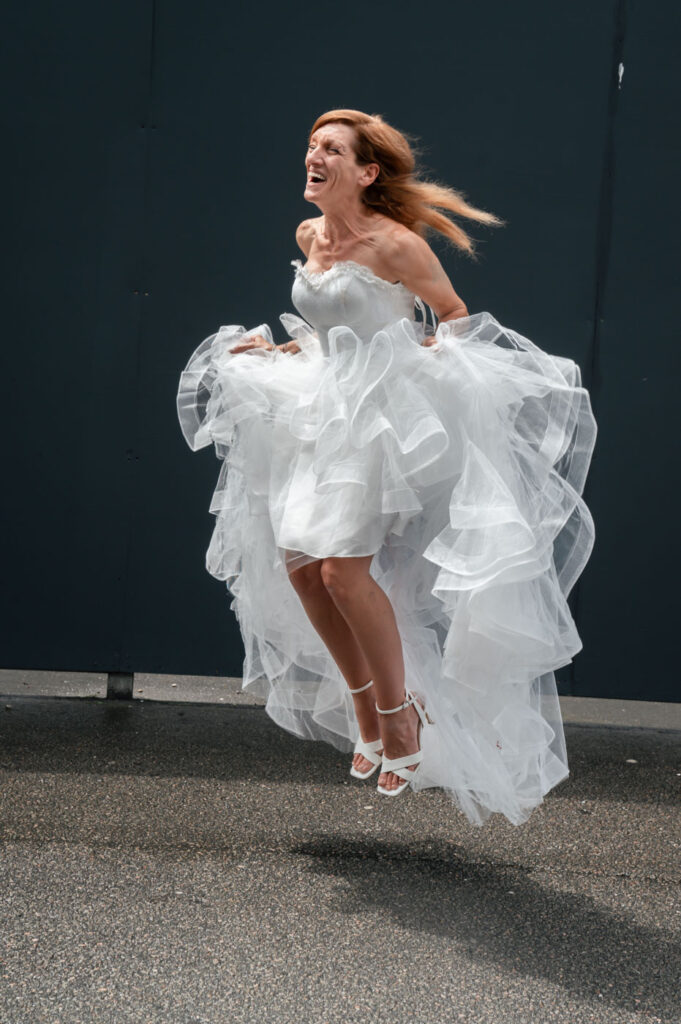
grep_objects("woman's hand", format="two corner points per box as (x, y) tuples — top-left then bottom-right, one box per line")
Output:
(422, 335), (439, 347)
(228, 333), (274, 354)
(228, 334), (302, 356)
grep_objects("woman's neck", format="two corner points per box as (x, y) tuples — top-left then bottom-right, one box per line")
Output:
(317, 203), (376, 251)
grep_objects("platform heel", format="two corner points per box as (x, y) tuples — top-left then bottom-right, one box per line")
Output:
(375, 688), (434, 797)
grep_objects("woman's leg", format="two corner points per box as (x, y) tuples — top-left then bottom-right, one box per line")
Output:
(319, 556), (422, 793)
(287, 557), (381, 774)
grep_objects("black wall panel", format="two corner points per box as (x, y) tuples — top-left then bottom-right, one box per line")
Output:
(574, 2), (681, 701)
(2, 4), (156, 669)
(1, 1), (678, 698)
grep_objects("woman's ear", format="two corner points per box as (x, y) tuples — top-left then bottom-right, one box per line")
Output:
(360, 162), (380, 187)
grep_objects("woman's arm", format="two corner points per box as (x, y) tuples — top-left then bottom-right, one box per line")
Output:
(385, 232), (468, 345)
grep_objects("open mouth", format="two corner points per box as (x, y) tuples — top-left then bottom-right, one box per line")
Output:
(307, 173), (327, 184)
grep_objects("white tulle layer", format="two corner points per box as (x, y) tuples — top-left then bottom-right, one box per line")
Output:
(177, 310), (597, 827)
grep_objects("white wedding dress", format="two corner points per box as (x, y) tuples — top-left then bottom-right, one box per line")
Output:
(177, 258), (597, 827)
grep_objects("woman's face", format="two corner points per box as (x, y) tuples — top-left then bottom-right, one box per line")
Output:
(304, 123), (378, 207)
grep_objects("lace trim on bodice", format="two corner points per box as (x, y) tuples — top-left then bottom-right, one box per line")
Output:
(291, 258), (439, 332)
(291, 258), (415, 298)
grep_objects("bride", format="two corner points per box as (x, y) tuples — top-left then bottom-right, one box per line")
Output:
(177, 109), (597, 826)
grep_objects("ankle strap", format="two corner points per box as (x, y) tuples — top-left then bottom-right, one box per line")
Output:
(376, 690), (411, 715)
(348, 679), (373, 694)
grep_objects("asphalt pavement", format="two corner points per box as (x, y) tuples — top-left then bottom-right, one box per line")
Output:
(0, 673), (679, 1024)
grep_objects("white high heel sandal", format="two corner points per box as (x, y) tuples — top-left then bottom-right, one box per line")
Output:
(375, 688), (434, 797)
(348, 679), (384, 780)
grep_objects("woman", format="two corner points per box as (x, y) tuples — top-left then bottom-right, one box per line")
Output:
(177, 109), (597, 826)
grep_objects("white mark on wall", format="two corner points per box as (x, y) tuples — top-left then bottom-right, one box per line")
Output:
(618, 62), (625, 89)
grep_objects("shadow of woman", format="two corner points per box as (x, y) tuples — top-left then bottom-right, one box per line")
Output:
(293, 835), (678, 1022)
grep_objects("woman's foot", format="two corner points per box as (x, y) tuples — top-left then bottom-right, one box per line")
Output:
(349, 681), (382, 775)
(376, 695), (422, 793)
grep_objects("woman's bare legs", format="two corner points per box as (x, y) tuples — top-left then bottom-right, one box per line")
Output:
(287, 558), (380, 773)
(320, 556), (422, 792)
(288, 553), (421, 791)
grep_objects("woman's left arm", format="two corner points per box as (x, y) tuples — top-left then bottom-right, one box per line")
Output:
(387, 233), (468, 346)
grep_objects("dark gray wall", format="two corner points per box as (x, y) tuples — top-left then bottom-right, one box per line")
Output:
(2, 1), (679, 699)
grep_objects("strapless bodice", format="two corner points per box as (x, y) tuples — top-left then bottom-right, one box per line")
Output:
(290, 259), (416, 355)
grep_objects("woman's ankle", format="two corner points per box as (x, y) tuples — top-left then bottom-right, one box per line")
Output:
(350, 689), (380, 741)
(377, 701), (418, 744)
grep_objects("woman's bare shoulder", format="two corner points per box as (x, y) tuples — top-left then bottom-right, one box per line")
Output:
(383, 219), (424, 251)
(295, 217), (322, 256)
(377, 220), (433, 275)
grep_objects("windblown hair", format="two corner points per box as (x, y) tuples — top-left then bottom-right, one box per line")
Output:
(309, 109), (503, 257)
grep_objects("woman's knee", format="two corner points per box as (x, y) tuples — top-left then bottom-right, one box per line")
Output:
(319, 556), (369, 599)
(288, 559), (324, 597)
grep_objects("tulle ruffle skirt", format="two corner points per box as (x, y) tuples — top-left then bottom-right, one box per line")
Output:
(177, 310), (596, 826)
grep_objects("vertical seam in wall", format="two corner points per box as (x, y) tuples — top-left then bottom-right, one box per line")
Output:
(588, 0), (626, 400)
(570, 0), (626, 694)
(119, 0), (158, 670)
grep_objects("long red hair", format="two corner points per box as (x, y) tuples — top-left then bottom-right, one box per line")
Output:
(309, 109), (503, 257)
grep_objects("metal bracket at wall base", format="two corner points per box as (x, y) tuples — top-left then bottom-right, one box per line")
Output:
(107, 672), (134, 699)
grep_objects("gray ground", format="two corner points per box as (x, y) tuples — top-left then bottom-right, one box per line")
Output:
(0, 672), (679, 1024)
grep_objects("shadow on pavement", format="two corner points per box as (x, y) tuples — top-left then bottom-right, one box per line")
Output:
(294, 834), (679, 1022)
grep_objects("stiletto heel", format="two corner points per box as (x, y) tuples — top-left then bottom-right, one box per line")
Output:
(375, 688), (434, 797)
(348, 679), (383, 780)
